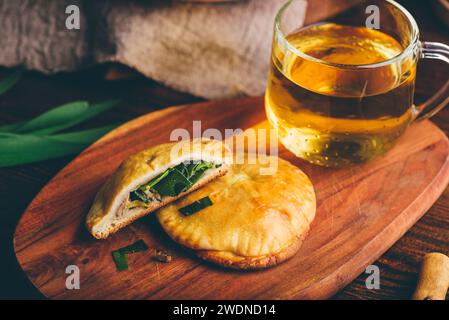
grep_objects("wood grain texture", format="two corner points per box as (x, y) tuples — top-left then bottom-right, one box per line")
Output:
(0, 0), (447, 300)
(13, 96), (449, 299)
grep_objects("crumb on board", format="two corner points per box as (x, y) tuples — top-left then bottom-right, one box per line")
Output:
(151, 249), (172, 263)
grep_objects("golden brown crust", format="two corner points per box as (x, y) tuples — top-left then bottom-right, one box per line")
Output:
(196, 231), (308, 269)
(90, 167), (227, 239)
(157, 156), (316, 269)
(86, 138), (230, 239)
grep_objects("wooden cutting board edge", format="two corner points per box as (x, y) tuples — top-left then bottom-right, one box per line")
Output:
(308, 154), (449, 299)
(311, 135), (449, 299)
(12, 96), (449, 299)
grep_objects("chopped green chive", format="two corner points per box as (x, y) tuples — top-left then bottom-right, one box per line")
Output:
(112, 240), (149, 271)
(112, 251), (128, 271)
(117, 240), (149, 254)
(179, 196), (213, 216)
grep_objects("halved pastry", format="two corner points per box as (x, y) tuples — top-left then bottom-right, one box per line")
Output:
(157, 156), (316, 269)
(86, 138), (229, 239)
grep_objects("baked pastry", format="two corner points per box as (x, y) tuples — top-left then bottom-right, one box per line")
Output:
(86, 138), (229, 239)
(157, 156), (316, 269)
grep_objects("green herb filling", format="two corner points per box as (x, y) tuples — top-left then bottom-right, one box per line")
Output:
(179, 196), (213, 216)
(128, 161), (218, 208)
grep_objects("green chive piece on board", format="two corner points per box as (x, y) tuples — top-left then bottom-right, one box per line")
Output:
(112, 251), (128, 272)
(117, 240), (149, 255)
(111, 240), (149, 272)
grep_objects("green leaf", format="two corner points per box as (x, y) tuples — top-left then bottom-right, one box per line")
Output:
(179, 196), (213, 216)
(0, 121), (25, 132)
(139, 170), (171, 192)
(130, 169), (173, 202)
(150, 168), (193, 197)
(0, 69), (23, 96)
(49, 124), (117, 143)
(112, 240), (149, 272)
(186, 161), (214, 184)
(116, 240), (149, 255)
(15, 99), (120, 135)
(0, 134), (87, 167)
(130, 169), (171, 203)
(14, 101), (89, 133)
(112, 251), (128, 272)
(130, 161), (215, 201)
(0, 125), (116, 167)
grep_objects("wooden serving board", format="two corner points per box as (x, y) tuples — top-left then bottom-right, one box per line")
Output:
(14, 97), (449, 299)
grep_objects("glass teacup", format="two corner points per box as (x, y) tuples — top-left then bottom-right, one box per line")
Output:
(265, 0), (449, 167)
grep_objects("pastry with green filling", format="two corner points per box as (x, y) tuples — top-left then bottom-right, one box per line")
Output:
(157, 156), (316, 269)
(86, 138), (229, 239)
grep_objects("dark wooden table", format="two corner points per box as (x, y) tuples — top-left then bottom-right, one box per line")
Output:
(0, 0), (448, 299)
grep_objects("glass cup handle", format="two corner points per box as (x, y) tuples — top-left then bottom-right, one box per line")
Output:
(415, 41), (449, 121)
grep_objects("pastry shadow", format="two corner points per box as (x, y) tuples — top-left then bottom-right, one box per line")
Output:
(143, 215), (273, 275)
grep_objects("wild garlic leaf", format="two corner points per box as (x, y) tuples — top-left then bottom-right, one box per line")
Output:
(0, 121), (25, 132)
(0, 69), (23, 96)
(188, 161), (213, 183)
(130, 161), (214, 202)
(0, 125), (116, 167)
(0, 134), (87, 167)
(150, 168), (193, 197)
(140, 170), (171, 192)
(14, 101), (90, 134)
(48, 124), (117, 143)
(14, 99), (120, 135)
